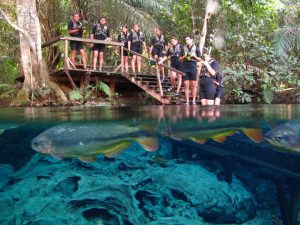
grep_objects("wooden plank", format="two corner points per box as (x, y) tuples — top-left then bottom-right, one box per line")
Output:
(42, 36), (61, 48)
(60, 36), (124, 46)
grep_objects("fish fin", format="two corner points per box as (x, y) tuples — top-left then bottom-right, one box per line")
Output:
(191, 138), (207, 144)
(241, 128), (263, 143)
(212, 136), (226, 143)
(170, 136), (182, 141)
(103, 141), (132, 158)
(51, 154), (63, 160)
(136, 137), (159, 152)
(78, 156), (97, 163)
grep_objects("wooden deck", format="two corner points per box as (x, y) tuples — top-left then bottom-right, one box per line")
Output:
(43, 36), (189, 105)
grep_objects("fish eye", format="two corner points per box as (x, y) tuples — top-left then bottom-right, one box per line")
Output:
(32, 141), (39, 147)
(275, 136), (282, 142)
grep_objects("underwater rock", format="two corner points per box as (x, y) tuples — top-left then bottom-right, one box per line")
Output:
(0, 164), (14, 190)
(144, 164), (257, 223)
(0, 150), (273, 225)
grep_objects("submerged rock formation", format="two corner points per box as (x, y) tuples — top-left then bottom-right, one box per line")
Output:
(0, 148), (276, 225)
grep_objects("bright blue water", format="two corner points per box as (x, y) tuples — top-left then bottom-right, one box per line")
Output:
(0, 105), (299, 225)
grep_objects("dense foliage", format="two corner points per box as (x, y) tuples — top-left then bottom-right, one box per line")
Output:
(0, 0), (299, 104)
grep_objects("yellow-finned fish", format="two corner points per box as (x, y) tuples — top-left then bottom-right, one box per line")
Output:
(31, 123), (159, 162)
(161, 126), (263, 144)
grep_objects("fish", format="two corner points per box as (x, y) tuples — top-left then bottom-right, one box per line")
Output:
(161, 126), (263, 144)
(31, 123), (159, 162)
(265, 121), (300, 153)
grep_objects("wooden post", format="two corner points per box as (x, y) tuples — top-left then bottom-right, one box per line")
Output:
(156, 69), (164, 97)
(121, 46), (124, 74)
(64, 39), (70, 69)
(110, 77), (115, 94)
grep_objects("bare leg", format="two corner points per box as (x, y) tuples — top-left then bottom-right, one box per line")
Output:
(93, 51), (99, 70)
(207, 99), (214, 105)
(184, 80), (190, 103)
(131, 55), (137, 73)
(214, 97), (221, 105)
(137, 56), (142, 73)
(71, 50), (77, 67)
(191, 80), (197, 103)
(79, 49), (87, 69)
(170, 71), (176, 89)
(124, 56), (129, 72)
(99, 51), (104, 71)
(176, 74), (182, 94)
(201, 99), (207, 105)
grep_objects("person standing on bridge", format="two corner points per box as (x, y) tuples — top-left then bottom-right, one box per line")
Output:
(158, 37), (184, 96)
(149, 27), (166, 82)
(179, 35), (201, 105)
(117, 25), (129, 73)
(128, 24), (147, 74)
(67, 12), (87, 70)
(90, 16), (111, 71)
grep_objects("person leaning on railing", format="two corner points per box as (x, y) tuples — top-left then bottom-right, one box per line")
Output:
(67, 12), (87, 70)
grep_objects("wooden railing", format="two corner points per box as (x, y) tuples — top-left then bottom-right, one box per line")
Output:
(42, 36), (185, 99)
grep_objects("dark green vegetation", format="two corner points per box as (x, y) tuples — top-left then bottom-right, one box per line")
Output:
(0, 0), (299, 105)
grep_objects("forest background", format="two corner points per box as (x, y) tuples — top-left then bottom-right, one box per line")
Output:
(0, 0), (299, 105)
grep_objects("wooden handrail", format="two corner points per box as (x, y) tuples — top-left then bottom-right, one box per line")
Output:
(42, 36), (124, 48)
(123, 48), (184, 76)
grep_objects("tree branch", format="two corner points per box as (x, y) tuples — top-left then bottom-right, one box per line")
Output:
(0, 7), (36, 51)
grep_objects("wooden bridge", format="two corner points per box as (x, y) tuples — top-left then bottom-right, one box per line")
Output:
(42, 36), (189, 105)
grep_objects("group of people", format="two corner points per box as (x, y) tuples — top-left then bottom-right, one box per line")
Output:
(67, 13), (223, 105)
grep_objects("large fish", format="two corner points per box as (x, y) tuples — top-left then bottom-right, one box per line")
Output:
(265, 121), (300, 153)
(31, 123), (159, 162)
(161, 126), (263, 144)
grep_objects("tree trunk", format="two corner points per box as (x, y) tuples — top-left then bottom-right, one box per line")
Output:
(16, 0), (67, 102)
(199, 0), (218, 53)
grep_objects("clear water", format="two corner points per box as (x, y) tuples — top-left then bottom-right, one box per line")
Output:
(0, 105), (299, 225)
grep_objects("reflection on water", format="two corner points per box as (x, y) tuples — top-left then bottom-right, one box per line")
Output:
(0, 105), (299, 225)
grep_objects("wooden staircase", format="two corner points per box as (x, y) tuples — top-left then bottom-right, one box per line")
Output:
(122, 72), (185, 105)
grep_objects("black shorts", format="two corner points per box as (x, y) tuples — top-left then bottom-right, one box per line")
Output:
(152, 48), (163, 58)
(131, 47), (143, 56)
(215, 86), (224, 98)
(171, 58), (183, 72)
(183, 67), (197, 81)
(93, 43), (106, 52)
(70, 41), (84, 51)
(199, 76), (216, 100)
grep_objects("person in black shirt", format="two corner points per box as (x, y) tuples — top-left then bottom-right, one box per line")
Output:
(199, 48), (219, 105)
(179, 35), (201, 105)
(67, 13), (87, 70)
(128, 24), (147, 74)
(90, 17), (111, 71)
(117, 24), (129, 72)
(158, 37), (183, 96)
(149, 27), (166, 81)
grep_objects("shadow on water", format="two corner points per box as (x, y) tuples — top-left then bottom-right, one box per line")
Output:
(0, 105), (299, 225)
